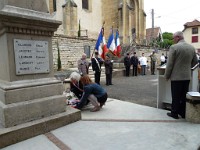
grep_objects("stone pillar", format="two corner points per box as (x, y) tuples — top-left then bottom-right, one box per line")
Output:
(122, 0), (126, 44)
(0, 1), (81, 148)
(63, 1), (78, 36)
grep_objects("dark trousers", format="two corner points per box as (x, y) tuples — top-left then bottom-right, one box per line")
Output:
(160, 62), (165, 66)
(106, 73), (112, 85)
(171, 80), (190, 117)
(151, 61), (156, 74)
(132, 65), (138, 76)
(125, 66), (130, 76)
(95, 71), (101, 85)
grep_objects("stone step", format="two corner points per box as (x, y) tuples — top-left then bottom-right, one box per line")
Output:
(0, 95), (67, 127)
(0, 82), (63, 105)
(0, 106), (81, 148)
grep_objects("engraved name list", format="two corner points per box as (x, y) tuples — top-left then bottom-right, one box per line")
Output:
(14, 39), (50, 75)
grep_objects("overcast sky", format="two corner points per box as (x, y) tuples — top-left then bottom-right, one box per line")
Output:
(144, 0), (200, 33)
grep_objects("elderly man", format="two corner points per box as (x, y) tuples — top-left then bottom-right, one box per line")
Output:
(164, 31), (198, 119)
(77, 53), (90, 76)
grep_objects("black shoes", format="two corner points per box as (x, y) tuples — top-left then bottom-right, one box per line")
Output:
(167, 113), (179, 119)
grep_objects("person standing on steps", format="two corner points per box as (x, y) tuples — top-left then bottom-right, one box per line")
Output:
(150, 51), (157, 75)
(130, 52), (139, 76)
(91, 51), (104, 85)
(124, 53), (131, 76)
(160, 53), (166, 66)
(77, 53), (90, 76)
(104, 55), (113, 85)
(139, 53), (147, 75)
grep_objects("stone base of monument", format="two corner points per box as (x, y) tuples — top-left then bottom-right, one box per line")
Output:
(186, 92), (200, 124)
(0, 106), (81, 148)
(0, 78), (81, 148)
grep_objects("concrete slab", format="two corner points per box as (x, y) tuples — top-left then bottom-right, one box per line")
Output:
(81, 98), (183, 121)
(1, 135), (59, 150)
(2, 99), (200, 150)
(52, 121), (200, 150)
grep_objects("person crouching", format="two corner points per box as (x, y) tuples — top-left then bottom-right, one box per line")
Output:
(74, 75), (107, 112)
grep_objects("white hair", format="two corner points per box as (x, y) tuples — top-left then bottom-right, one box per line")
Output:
(174, 31), (184, 39)
(70, 72), (81, 81)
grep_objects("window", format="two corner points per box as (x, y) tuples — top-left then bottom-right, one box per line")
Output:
(84, 45), (90, 58)
(192, 28), (198, 34)
(192, 36), (198, 43)
(82, 0), (89, 10)
(53, 0), (57, 12)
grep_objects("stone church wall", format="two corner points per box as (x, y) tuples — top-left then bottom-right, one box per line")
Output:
(52, 35), (96, 70)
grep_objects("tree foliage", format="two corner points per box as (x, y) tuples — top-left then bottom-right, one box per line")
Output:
(159, 32), (174, 49)
(78, 20), (81, 37)
(57, 40), (62, 71)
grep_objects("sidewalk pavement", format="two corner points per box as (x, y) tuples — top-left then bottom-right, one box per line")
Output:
(2, 98), (200, 150)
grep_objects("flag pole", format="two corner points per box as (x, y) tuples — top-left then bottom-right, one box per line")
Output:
(90, 21), (105, 60)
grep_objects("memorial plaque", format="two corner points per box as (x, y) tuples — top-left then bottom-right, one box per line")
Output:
(14, 39), (50, 75)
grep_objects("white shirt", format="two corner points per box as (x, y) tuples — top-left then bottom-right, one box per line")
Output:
(139, 56), (147, 65)
(160, 55), (165, 62)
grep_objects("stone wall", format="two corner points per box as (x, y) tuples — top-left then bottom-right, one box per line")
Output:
(52, 35), (168, 71)
(52, 35), (96, 70)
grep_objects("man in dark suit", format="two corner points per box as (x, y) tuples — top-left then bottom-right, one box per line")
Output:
(130, 52), (139, 76)
(104, 55), (113, 85)
(124, 53), (131, 76)
(91, 52), (103, 84)
(165, 31), (198, 119)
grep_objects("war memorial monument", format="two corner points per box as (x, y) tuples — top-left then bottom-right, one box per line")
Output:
(0, 0), (81, 148)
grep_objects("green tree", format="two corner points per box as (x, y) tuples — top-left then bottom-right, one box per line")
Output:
(78, 20), (81, 37)
(57, 40), (62, 71)
(159, 32), (173, 48)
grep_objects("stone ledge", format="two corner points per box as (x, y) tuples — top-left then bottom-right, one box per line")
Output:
(0, 106), (81, 148)
(0, 83), (64, 104)
(186, 93), (200, 124)
(0, 95), (67, 127)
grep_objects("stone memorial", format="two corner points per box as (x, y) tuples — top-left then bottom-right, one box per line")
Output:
(0, 0), (81, 148)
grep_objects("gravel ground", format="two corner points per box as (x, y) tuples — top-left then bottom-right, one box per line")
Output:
(101, 70), (158, 108)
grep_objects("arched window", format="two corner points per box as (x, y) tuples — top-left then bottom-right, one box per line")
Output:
(82, 0), (89, 10)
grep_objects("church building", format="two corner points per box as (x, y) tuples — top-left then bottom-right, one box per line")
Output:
(48, 0), (146, 45)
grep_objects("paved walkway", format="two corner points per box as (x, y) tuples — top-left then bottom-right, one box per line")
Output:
(2, 98), (200, 150)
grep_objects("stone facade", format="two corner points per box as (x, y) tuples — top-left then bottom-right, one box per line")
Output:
(48, 0), (146, 44)
(49, 0), (146, 70)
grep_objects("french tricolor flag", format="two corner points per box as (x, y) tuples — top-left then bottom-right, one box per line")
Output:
(95, 28), (108, 60)
(114, 30), (121, 58)
(107, 29), (116, 54)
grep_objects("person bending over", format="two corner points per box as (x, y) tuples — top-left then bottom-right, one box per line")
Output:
(69, 72), (83, 99)
(74, 75), (108, 112)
